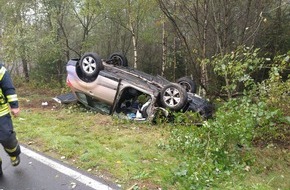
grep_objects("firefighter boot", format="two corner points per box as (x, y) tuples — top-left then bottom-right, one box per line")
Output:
(10, 155), (20, 166)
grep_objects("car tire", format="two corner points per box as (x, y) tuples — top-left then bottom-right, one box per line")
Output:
(109, 52), (128, 67)
(160, 83), (188, 111)
(78, 52), (103, 81)
(177, 77), (197, 93)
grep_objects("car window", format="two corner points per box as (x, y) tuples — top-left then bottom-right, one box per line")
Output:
(75, 92), (111, 114)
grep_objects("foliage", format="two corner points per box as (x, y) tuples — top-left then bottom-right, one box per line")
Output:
(0, 0), (289, 90)
(13, 79), (290, 189)
(172, 111), (203, 125)
(258, 52), (290, 104)
(168, 98), (251, 189)
(256, 0), (290, 55)
(211, 46), (265, 98)
(164, 49), (290, 189)
(252, 51), (290, 145)
(29, 50), (64, 86)
(167, 94), (287, 189)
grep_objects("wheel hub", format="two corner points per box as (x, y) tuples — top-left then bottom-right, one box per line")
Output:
(82, 56), (97, 74)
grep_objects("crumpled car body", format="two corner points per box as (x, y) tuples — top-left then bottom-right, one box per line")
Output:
(66, 52), (214, 121)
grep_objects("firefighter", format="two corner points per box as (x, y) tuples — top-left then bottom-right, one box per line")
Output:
(0, 64), (21, 176)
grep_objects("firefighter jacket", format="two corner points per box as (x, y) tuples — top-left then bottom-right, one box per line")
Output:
(0, 64), (19, 117)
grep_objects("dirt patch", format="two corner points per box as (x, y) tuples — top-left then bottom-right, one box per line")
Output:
(17, 86), (65, 110)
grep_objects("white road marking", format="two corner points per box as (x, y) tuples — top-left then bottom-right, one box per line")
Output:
(20, 146), (116, 190)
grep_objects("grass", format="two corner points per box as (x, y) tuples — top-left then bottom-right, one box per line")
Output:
(215, 147), (290, 190)
(12, 86), (290, 189)
(14, 101), (178, 189)
(243, 147), (290, 189)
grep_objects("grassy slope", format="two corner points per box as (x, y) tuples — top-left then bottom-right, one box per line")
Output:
(13, 86), (290, 189)
(14, 86), (179, 189)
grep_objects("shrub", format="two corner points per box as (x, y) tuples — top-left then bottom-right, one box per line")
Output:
(166, 49), (289, 189)
(211, 46), (264, 99)
(168, 96), (285, 189)
(252, 52), (290, 146)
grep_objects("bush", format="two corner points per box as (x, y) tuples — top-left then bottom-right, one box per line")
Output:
(252, 52), (290, 146)
(168, 96), (285, 189)
(211, 46), (264, 98)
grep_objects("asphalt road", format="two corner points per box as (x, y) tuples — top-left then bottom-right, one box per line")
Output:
(0, 145), (120, 190)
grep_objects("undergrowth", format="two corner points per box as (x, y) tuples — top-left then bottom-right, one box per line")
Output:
(166, 96), (289, 189)
(164, 50), (290, 189)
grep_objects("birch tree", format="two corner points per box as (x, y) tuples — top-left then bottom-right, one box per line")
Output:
(158, 0), (272, 93)
(104, 0), (156, 69)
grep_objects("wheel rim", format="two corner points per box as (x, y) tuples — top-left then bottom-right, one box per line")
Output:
(179, 81), (191, 92)
(82, 56), (97, 74)
(163, 87), (181, 107)
(112, 55), (123, 66)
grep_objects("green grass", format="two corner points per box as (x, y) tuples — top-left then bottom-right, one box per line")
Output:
(214, 147), (290, 190)
(243, 148), (290, 189)
(12, 86), (290, 190)
(13, 106), (179, 189)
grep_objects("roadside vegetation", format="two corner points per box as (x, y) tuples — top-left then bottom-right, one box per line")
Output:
(13, 49), (290, 190)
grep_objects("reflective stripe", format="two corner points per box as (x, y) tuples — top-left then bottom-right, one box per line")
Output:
(0, 67), (6, 81)
(7, 94), (18, 102)
(5, 145), (18, 153)
(0, 105), (9, 112)
(0, 66), (17, 116)
(0, 104), (10, 116)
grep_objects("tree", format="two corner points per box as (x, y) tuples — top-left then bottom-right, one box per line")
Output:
(0, 0), (38, 82)
(256, 0), (290, 55)
(104, 0), (157, 69)
(157, 0), (272, 94)
(0, 0), (288, 91)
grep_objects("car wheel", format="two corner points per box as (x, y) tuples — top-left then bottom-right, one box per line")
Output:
(160, 83), (188, 111)
(177, 77), (197, 93)
(109, 52), (128, 67)
(78, 52), (103, 80)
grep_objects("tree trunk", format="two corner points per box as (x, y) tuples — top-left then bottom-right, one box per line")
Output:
(173, 37), (177, 81)
(22, 57), (29, 82)
(161, 20), (167, 76)
(131, 29), (138, 69)
(201, 1), (209, 95)
(127, 0), (138, 69)
(274, 0), (282, 54)
(225, 72), (231, 99)
(240, 0), (252, 44)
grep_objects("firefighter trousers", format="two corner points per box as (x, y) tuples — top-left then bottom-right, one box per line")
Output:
(0, 114), (21, 159)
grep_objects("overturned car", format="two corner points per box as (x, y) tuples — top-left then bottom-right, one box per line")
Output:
(65, 52), (213, 121)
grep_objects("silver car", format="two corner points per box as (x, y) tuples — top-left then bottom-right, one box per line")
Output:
(66, 52), (213, 121)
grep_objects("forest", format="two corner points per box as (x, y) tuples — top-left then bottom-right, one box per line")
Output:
(0, 0), (289, 189)
(0, 0), (288, 93)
